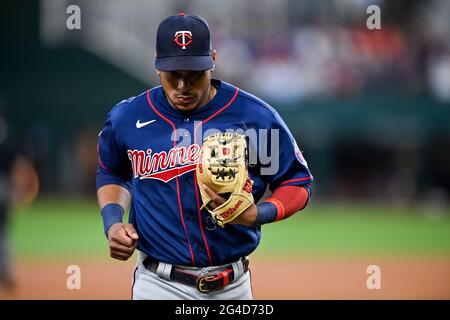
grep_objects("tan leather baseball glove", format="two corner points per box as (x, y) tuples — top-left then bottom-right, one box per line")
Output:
(196, 132), (254, 227)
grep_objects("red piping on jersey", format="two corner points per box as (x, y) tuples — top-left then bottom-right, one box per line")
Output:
(280, 176), (313, 185)
(146, 89), (196, 266)
(97, 144), (112, 172)
(130, 266), (138, 300)
(194, 87), (239, 134)
(194, 174), (213, 266)
(192, 86), (239, 266)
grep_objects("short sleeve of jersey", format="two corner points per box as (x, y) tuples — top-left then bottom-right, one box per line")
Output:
(96, 108), (132, 191)
(261, 110), (313, 191)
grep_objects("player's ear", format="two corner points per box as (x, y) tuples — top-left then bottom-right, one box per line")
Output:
(154, 52), (161, 76)
(211, 50), (216, 72)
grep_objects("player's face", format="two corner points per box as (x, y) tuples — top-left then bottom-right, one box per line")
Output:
(158, 69), (213, 112)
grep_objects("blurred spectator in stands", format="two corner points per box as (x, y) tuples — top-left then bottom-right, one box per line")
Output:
(0, 102), (39, 292)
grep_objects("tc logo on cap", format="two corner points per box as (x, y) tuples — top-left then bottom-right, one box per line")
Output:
(174, 31), (192, 49)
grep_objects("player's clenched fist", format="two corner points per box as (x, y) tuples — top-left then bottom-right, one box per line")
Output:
(107, 223), (139, 261)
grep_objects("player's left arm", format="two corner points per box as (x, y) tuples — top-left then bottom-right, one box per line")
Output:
(205, 110), (312, 227)
(250, 183), (311, 226)
(249, 110), (313, 226)
(204, 183), (310, 227)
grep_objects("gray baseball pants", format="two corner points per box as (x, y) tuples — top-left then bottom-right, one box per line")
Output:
(131, 250), (253, 300)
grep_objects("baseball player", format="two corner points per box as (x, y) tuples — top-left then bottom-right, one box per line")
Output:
(96, 13), (313, 300)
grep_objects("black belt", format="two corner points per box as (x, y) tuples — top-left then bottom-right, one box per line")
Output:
(142, 256), (249, 293)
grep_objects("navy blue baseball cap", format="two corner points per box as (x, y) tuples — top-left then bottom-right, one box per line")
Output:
(155, 13), (214, 71)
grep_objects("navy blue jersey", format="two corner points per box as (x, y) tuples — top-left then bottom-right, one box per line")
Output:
(96, 79), (313, 267)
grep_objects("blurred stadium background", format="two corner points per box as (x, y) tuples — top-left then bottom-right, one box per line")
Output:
(0, 0), (449, 299)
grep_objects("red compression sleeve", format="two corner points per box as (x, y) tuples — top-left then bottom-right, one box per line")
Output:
(263, 185), (309, 221)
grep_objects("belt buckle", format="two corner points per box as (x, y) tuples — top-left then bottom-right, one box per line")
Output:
(196, 275), (216, 293)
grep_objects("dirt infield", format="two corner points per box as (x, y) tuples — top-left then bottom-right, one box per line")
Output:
(1, 256), (449, 300)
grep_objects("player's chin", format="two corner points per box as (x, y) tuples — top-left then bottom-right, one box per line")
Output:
(173, 99), (199, 111)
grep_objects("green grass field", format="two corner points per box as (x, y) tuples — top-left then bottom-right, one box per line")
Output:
(10, 198), (450, 259)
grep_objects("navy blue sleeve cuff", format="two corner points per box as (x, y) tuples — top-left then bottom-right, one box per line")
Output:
(301, 183), (312, 198)
(101, 203), (124, 238)
(252, 202), (278, 227)
(96, 166), (132, 192)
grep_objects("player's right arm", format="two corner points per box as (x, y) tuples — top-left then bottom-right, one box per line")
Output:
(97, 184), (138, 261)
(96, 105), (137, 261)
